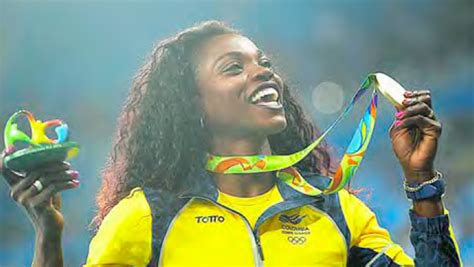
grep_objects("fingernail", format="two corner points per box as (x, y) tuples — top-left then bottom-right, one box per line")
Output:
(395, 111), (404, 119)
(395, 120), (402, 127)
(402, 98), (411, 105)
(404, 91), (413, 97)
(71, 179), (80, 187)
(5, 145), (16, 155)
(67, 170), (80, 179)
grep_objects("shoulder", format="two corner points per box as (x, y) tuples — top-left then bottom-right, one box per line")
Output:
(99, 187), (152, 231)
(85, 187), (152, 266)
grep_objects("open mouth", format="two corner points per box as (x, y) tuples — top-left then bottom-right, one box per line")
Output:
(249, 87), (282, 109)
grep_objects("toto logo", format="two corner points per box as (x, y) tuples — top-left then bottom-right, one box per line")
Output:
(195, 215), (225, 223)
(288, 236), (306, 245)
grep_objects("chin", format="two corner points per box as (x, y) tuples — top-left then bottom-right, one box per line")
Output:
(263, 116), (287, 135)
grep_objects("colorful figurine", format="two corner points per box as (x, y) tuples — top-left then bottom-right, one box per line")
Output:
(3, 110), (79, 171)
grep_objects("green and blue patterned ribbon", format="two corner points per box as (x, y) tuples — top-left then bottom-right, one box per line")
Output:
(207, 73), (405, 196)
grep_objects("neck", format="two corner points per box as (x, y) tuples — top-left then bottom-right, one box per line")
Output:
(209, 134), (276, 197)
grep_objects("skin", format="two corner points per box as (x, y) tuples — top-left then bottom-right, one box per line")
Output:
(0, 155), (77, 266)
(195, 33), (286, 197)
(391, 90), (444, 216)
(0, 33), (443, 265)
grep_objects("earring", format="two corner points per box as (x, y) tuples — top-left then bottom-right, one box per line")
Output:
(200, 117), (205, 128)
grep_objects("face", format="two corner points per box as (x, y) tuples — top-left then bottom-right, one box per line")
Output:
(195, 33), (287, 138)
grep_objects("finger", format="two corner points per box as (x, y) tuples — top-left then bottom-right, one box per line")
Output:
(403, 90), (432, 108)
(16, 170), (78, 206)
(396, 102), (436, 121)
(29, 180), (79, 206)
(34, 161), (71, 174)
(404, 89), (431, 98)
(39, 170), (80, 186)
(2, 168), (25, 186)
(394, 115), (442, 138)
(10, 171), (41, 202)
(7, 161), (73, 198)
(1, 147), (23, 186)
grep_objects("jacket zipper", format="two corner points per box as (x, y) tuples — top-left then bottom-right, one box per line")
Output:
(180, 195), (265, 266)
(179, 194), (324, 266)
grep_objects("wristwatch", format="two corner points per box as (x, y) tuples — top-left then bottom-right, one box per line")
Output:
(405, 174), (446, 201)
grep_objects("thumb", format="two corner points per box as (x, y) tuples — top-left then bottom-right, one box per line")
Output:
(1, 146), (24, 186)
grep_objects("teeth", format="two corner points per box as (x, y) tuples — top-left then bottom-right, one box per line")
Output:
(251, 88), (279, 104)
(255, 101), (282, 108)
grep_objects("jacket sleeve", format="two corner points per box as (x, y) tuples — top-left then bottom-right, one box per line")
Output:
(409, 209), (462, 266)
(83, 187), (153, 267)
(339, 190), (461, 266)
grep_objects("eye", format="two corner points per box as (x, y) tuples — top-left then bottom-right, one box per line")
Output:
(259, 58), (273, 68)
(223, 63), (243, 74)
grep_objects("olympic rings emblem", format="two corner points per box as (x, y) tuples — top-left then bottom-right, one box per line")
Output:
(288, 236), (306, 245)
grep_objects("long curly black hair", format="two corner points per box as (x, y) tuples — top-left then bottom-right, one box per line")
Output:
(94, 21), (334, 226)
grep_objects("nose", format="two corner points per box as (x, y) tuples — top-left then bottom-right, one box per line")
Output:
(252, 65), (274, 81)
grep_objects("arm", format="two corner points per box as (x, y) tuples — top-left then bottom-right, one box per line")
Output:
(33, 232), (63, 267)
(389, 89), (462, 265)
(340, 190), (461, 266)
(345, 88), (461, 266)
(409, 206), (461, 266)
(1, 148), (80, 267)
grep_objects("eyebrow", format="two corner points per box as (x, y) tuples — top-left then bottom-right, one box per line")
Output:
(213, 49), (265, 68)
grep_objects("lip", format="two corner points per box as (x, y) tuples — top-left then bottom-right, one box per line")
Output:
(247, 81), (282, 104)
(252, 101), (283, 110)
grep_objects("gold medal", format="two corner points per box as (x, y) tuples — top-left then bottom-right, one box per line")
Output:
(373, 72), (406, 109)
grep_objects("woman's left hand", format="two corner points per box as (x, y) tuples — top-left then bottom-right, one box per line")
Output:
(389, 89), (442, 184)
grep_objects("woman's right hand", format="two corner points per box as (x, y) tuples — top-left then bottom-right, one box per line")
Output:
(0, 146), (80, 238)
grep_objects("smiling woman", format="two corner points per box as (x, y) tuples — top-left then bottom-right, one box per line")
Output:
(195, 33), (287, 140)
(0, 20), (462, 266)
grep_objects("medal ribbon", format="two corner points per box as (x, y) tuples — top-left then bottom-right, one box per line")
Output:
(206, 73), (393, 196)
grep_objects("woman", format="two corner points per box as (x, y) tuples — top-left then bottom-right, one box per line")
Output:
(1, 21), (461, 266)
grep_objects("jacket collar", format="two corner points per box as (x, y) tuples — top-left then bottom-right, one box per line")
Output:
(179, 167), (332, 203)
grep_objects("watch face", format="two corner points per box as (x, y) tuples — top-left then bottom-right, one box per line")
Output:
(374, 73), (406, 109)
(405, 179), (445, 201)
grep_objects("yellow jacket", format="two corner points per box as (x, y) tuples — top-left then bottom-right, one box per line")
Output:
(84, 168), (461, 266)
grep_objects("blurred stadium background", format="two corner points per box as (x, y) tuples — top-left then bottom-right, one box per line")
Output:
(1, 0), (472, 265)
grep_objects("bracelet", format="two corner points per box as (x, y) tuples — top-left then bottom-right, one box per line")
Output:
(404, 171), (446, 201)
(404, 170), (443, 192)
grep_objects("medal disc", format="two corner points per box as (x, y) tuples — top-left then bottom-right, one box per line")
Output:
(373, 73), (406, 108)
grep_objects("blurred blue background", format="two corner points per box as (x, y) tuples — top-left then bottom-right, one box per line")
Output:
(1, 0), (472, 265)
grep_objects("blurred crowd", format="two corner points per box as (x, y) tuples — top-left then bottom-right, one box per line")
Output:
(1, 0), (472, 265)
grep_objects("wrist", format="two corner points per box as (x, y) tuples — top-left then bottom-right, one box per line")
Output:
(404, 171), (445, 201)
(412, 198), (444, 217)
(35, 230), (62, 245)
(33, 233), (63, 267)
(403, 169), (436, 183)
(33, 220), (64, 239)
